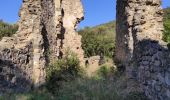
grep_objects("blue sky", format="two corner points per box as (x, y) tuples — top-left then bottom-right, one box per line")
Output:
(0, 0), (170, 28)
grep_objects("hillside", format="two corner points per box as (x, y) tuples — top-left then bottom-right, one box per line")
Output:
(78, 21), (116, 58)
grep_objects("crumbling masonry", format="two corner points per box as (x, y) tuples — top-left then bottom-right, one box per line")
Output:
(0, 0), (84, 92)
(116, 0), (170, 100)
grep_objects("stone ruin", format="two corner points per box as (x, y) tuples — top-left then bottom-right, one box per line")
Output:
(115, 0), (170, 100)
(0, 0), (170, 100)
(0, 0), (84, 92)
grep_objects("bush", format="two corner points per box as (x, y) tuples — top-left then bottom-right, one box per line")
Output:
(46, 51), (83, 93)
(96, 65), (112, 79)
(0, 20), (18, 40)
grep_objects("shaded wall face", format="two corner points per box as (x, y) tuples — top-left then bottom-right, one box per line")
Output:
(133, 40), (170, 100)
(115, 0), (130, 64)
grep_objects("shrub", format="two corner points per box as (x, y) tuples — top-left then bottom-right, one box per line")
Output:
(46, 51), (82, 93)
(0, 20), (18, 40)
(97, 65), (111, 79)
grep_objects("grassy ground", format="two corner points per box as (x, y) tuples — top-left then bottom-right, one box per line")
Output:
(0, 68), (148, 100)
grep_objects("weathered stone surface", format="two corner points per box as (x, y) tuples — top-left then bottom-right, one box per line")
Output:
(133, 40), (170, 100)
(115, 0), (163, 65)
(116, 0), (170, 100)
(85, 56), (100, 76)
(0, 0), (43, 92)
(0, 0), (84, 92)
(62, 0), (85, 66)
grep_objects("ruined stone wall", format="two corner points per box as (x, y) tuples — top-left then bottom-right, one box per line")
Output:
(62, 0), (85, 66)
(0, 0), (44, 92)
(41, 0), (85, 65)
(116, 0), (170, 100)
(134, 40), (170, 100)
(0, 0), (84, 92)
(115, 0), (163, 65)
